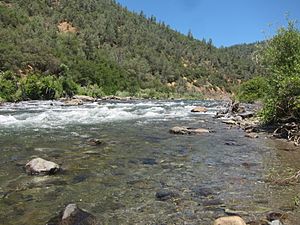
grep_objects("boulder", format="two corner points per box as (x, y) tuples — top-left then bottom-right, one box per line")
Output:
(169, 126), (209, 135)
(47, 204), (98, 225)
(73, 95), (95, 102)
(191, 106), (208, 113)
(64, 99), (83, 106)
(25, 158), (60, 175)
(213, 216), (246, 225)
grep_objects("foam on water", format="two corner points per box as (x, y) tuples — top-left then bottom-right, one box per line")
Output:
(0, 100), (222, 129)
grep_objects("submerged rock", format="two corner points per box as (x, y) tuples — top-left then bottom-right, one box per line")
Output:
(155, 189), (178, 201)
(169, 126), (210, 135)
(87, 138), (104, 146)
(47, 204), (98, 225)
(191, 106), (208, 113)
(213, 216), (246, 225)
(25, 158), (60, 175)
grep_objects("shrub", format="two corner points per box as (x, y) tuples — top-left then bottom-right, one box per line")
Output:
(237, 76), (268, 103)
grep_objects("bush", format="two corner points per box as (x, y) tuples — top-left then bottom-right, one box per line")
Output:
(237, 76), (268, 103)
(261, 21), (300, 123)
(0, 71), (19, 101)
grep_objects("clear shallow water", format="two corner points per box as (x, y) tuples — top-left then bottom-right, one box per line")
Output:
(0, 100), (299, 224)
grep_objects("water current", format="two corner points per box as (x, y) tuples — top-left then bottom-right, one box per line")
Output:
(0, 100), (299, 224)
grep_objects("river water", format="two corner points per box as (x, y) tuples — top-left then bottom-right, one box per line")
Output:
(0, 100), (299, 224)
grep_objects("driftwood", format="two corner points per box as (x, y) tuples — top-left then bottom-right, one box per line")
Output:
(273, 122), (300, 146)
(273, 170), (300, 185)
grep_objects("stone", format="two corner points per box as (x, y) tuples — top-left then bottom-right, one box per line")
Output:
(222, 120), (237, 125)
(25, 158), (60, 175)
(87, 139), (104, 146)
(266, 211), (285, 221)
(73, 95), (95, 102)
(155, 189), (178, 201)
(213, 216), (246, 225)
(269, 220), (284, 225)
(238, 111), (255, 119)
(47, 204), (98, 225)
(64, 99), (83, 106)
(191, 107), (208, 113)
(245, 133), (259, 139)
(169, 126), (209, 135)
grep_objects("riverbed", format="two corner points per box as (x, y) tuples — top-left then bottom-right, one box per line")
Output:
(0, 100), (299, 224)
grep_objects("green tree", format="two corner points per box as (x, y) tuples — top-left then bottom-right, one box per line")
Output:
(261, 21), (300, 123)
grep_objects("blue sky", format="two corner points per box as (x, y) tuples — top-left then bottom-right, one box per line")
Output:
(116, 0), (300, 47)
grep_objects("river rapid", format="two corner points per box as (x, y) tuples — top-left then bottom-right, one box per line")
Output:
(0, 100), (299, 225)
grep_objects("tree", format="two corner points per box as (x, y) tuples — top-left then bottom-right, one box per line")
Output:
(261, 21), (300, 123)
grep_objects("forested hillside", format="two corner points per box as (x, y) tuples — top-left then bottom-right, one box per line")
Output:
(0, 0), (262, 100)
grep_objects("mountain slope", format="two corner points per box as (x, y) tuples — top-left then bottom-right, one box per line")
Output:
(0, 0), (262, 98)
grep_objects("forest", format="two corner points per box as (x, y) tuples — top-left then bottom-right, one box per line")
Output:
(0, 0), (261, 101)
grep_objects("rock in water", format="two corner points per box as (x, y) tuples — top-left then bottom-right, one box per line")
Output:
(191, 107), (208, 113)
(72, 95), (95, 102)
(64, 99), (83, 106)
(169, 126), (210, 135)
(213, 216), (246, 225)
(25, 158), (60, 175)
(47, 204), (98, 225)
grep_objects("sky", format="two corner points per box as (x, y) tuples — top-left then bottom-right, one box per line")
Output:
(116, 0), (300, 47)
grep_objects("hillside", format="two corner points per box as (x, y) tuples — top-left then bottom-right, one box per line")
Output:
(0, 0), (262, 100)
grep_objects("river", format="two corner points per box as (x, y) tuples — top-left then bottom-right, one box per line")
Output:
(0, 100), (299, 224)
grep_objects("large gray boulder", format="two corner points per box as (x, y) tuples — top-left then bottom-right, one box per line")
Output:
(25, 158), (60, 175)
(47, 204), (98, 225)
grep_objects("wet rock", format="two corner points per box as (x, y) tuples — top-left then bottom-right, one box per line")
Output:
(222, 119), (237, 125)
(169, 126), (210, 135)
(87, 139), (104, 146)
(25, 158), (60, 175)
(155, 189), (178, 201)
(64, 99), (83, 106)
(191, 106), (208, 113)
(224, 208), (249, 216)
(73, 95), (95, 102)
(213, 216), (246, 225)
(239, 111), (255, 119)
(246, 220), (269, 225)
(141, 158), (157, 165)
(245, 133), (259, 139)
(101, 95), (122, 100)
(193, 186), (214, 197)
(202, 198), (224, 207)
(266, 212), (285, 221)
(47, 204), (98, 225)
(269, 220), (284, 225)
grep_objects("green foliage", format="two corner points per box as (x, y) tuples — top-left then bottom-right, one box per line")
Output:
(237, 76), (268, 103)
(0, 0), (261, 100)
(0, 71), (19, 101)
(260, 21), (300, 123)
